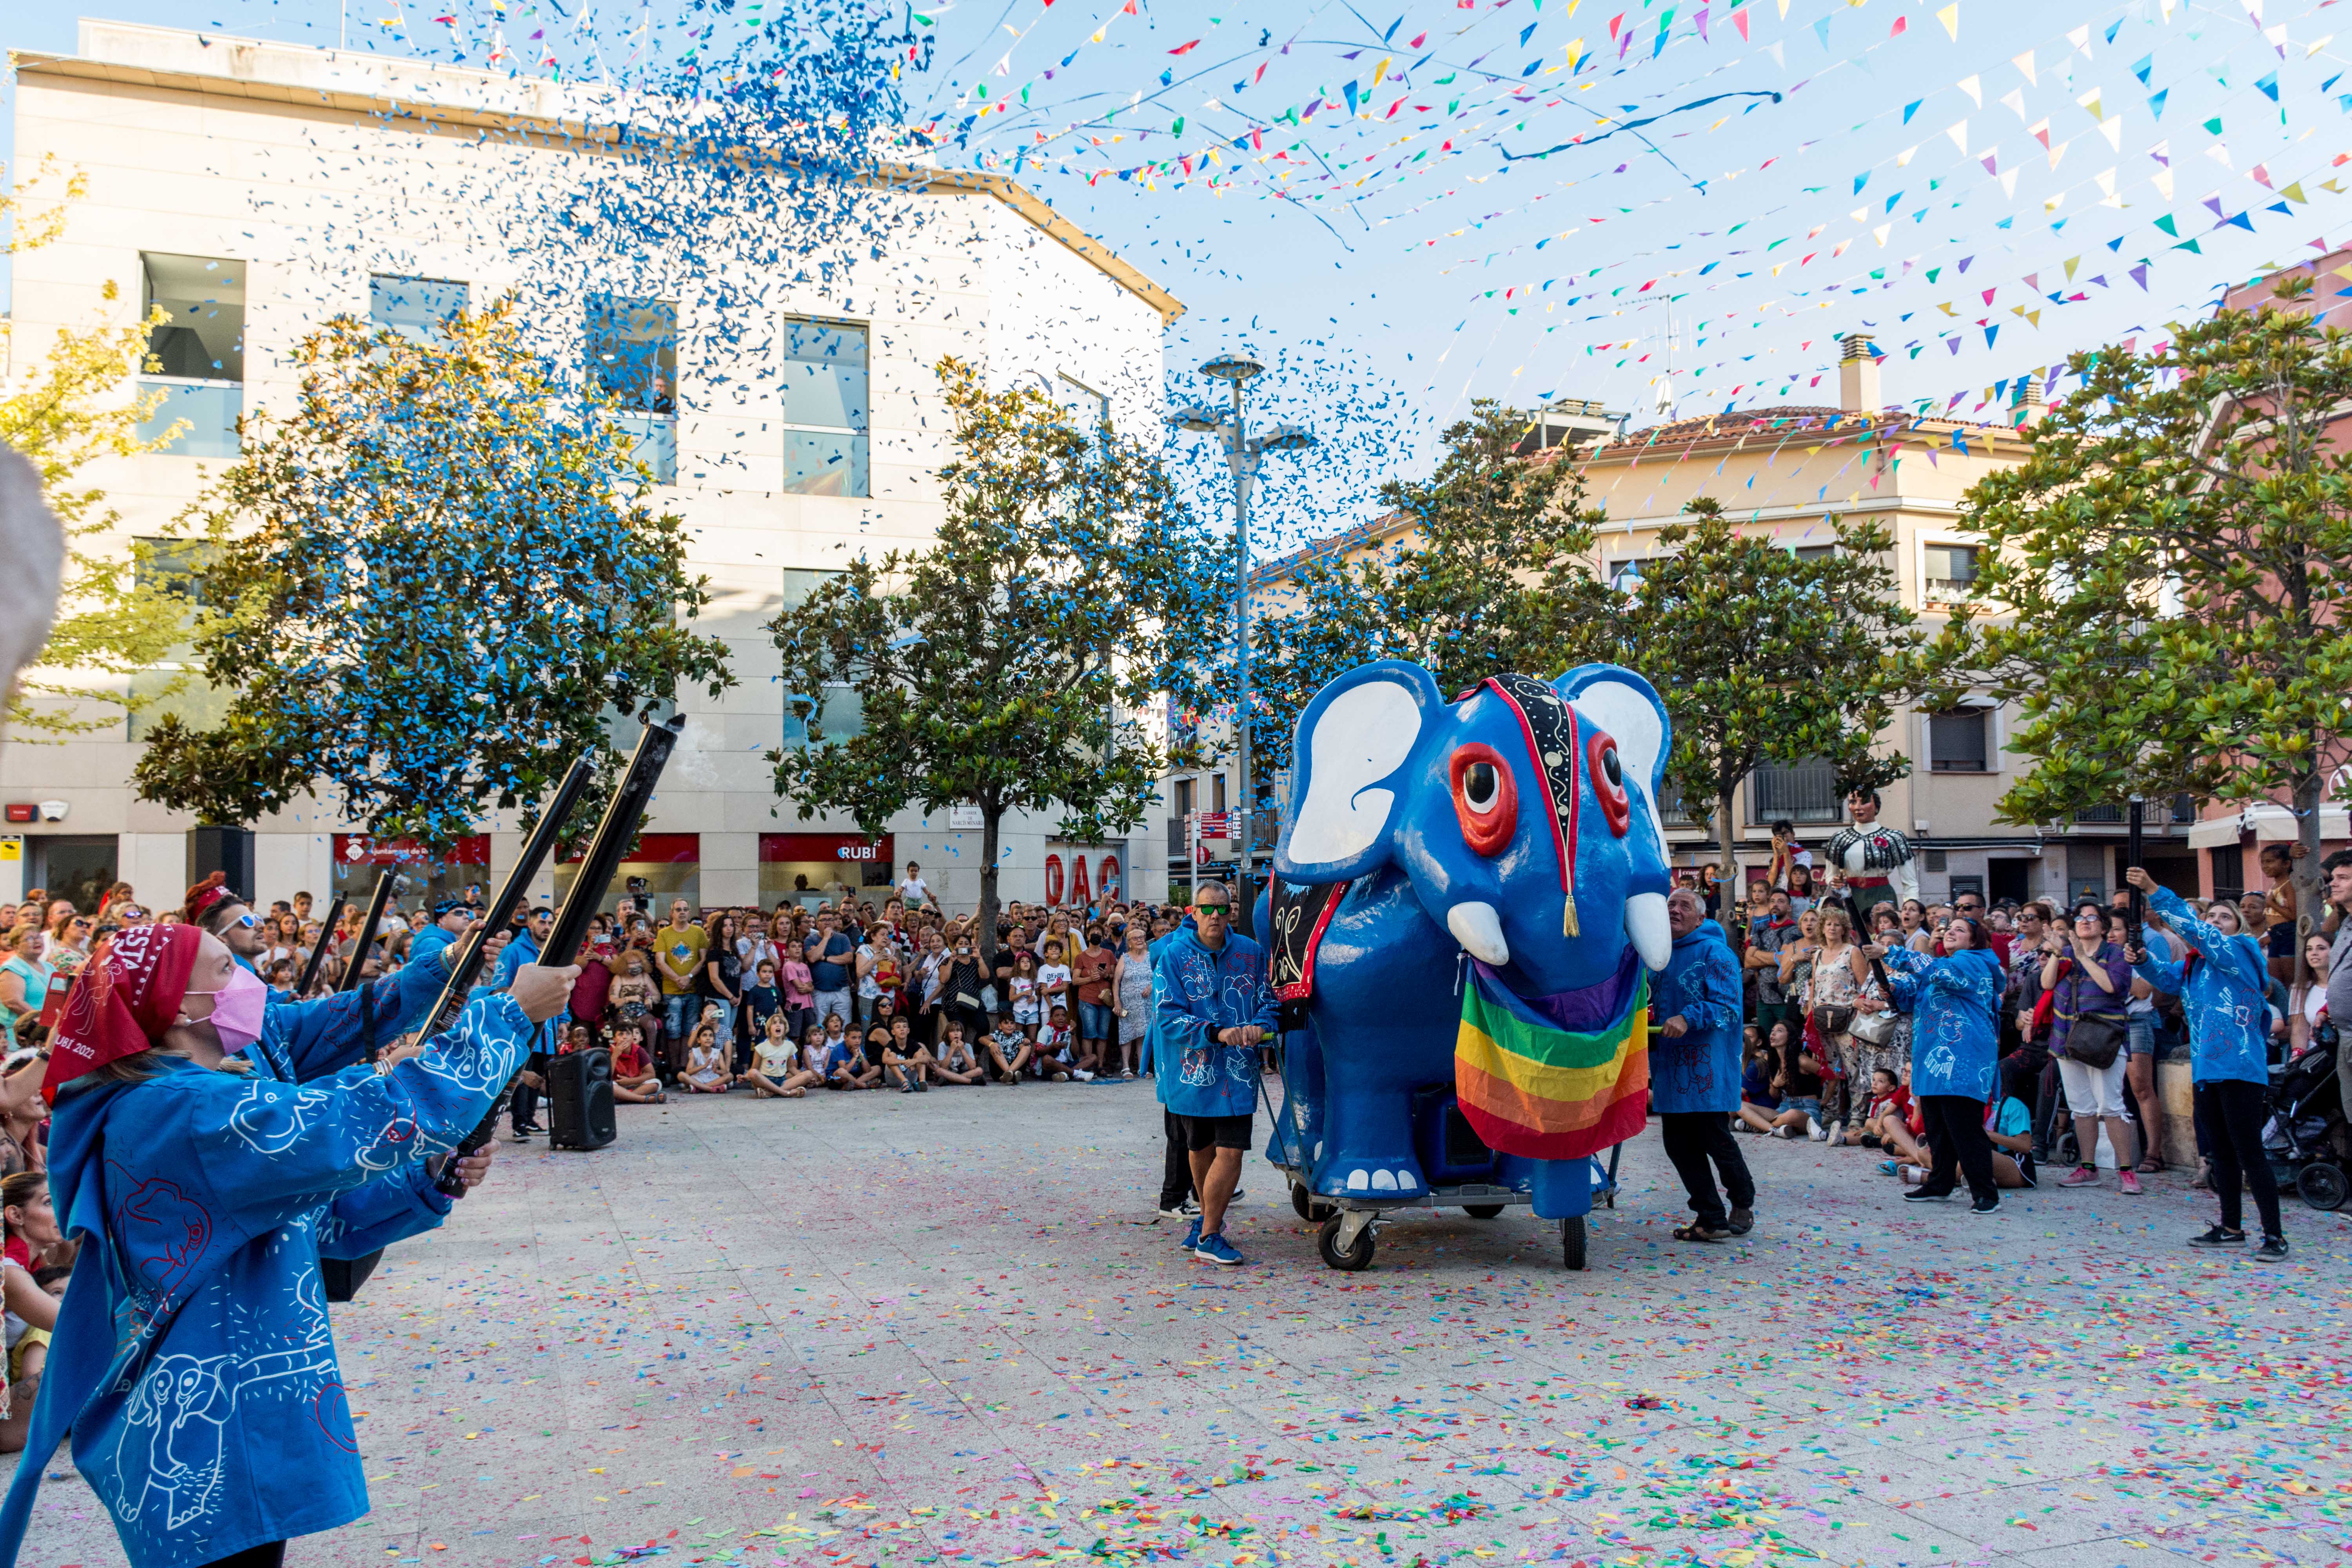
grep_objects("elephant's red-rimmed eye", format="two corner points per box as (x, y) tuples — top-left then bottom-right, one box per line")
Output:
(1449, 744), (1518, 857)
(1587, 728), (1632, 837)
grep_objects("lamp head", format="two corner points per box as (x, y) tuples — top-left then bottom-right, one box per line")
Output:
(1172, 405), (1225, 432)
(1198, 355), (1264, 385)
(1254, 423), (1316, 454)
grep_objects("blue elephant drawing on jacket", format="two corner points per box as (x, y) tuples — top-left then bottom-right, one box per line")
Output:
(1258, 659), (1676, 1215)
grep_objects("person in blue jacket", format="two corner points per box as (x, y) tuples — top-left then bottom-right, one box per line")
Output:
(2124, 867), (2288, 1261)
(1141, 913), (1201, 1223)
(1652, 889), (1756, 1243)
(408, 897), (479, 977)
(1152, 881), (1278, 1267)
(1872, 914), (2007, 1213)
(0, 918), (573, 1568)
(493, 904), (558, 1140)
(183, 875), (468, 1063)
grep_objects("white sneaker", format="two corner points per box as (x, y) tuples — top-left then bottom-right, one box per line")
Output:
(1074, 1069), (1096, 1082)
(1900, 1164), (1925, 1185)
(1808, 1118), (1829, 1143)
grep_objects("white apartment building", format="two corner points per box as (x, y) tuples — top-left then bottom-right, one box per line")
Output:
(2, 20), (1181, 916)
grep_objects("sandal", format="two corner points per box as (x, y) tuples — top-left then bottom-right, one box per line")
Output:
(1673, 1222), (1730, 1243)
(2134, 1159), (2163, 1174)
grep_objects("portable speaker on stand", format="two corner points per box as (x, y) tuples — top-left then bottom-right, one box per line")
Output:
(549, 1047), (617, 1150)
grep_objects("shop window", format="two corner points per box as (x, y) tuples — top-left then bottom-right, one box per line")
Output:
(760, 832), (892, 908)
(555, 831), (701, 915)
(330, 834), (492, 912)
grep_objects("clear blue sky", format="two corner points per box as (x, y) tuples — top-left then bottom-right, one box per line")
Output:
(6, 0), (2347, 546)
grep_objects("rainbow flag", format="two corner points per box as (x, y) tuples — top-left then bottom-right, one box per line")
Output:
(1455, 962), (1650, 1160)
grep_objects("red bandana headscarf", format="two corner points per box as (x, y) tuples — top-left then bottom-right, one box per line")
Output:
(45, 922), (203, 1100)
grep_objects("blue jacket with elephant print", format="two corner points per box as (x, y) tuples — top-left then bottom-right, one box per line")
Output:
(1152, 924), (1281, 1119)
(1649, 922), (1744, 1114)
(0, 991), (532, 1568)
(1880, 945), (2004, 1101)
(2131, 883), (2269, 1087)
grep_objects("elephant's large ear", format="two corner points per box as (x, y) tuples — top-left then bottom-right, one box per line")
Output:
(1557, 665), (1673, 841)
(1276, 660), (1446, 882)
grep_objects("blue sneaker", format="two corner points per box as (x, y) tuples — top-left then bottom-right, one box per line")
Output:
(1193, 1232), (1245, 1266)
(1179, 1217), (1201, 1252)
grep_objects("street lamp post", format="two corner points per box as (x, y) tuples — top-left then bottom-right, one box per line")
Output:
(1175, 357), (1316, 928)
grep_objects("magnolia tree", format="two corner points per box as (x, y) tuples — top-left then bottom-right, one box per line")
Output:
(1630, 496), (1919, 867)
(768, 358), (1229, 951)
(1924, 275), (2352, 932)
(135, 301), (733, 842)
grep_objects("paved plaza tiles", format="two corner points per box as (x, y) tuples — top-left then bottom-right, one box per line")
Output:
(8, 1078), (2349, 1568)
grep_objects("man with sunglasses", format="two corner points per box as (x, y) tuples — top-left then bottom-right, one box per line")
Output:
(1151, 881), (1279, 1267)
(180, 871), (479, 1065)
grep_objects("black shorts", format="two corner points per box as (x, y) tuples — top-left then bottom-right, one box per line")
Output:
(1180, 1113), (1254, 1152)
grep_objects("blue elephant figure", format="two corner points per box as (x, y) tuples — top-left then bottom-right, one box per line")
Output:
(1254, 660), (1677, 1220)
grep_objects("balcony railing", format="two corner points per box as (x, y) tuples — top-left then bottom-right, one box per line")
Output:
(1749, 760), (1844, 825)
(138, 378), (241, 459)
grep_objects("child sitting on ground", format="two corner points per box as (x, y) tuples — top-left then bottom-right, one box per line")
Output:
(743, 960), (784, 1074)
(1033, 1005), (1079, 1082)
(819, 1015), (879, 1090)
(611, 1030), (665, 1103)
(742, 1011), (805, 1098)
(932, 1019), (985, 1086)
(985, 1016), (1034, 1084)
(1858, 1067), (1911, 1151)
(683, 1023), (731, 1093)
(879, 1014), (934, 1093)
(1735, 1027), (1781, 1133)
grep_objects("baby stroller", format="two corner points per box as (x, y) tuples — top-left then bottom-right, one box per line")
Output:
(2265, 1026), (2347, 1210)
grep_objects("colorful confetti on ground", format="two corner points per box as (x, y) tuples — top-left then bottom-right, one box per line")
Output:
(9, 1082), (2348, 1566)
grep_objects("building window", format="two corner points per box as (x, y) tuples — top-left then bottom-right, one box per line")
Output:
(138, 253), (245, 459)
(1174, 779), (1196, 817)
(587, 295), (678, 484)
(1924, 543), (1979, 602)
(1211, 775), (1228, 813)
(2209, 845), (2245, 904)
(127, 538), (229, 742)
(1608, 557), (1653, 593)
(1928, 709), (1990, 772)
(1058, 373), (1110, 430)
(779, 568), (865, 746)
(781, 317), (869, 497)
(1748, 759), (1843, 824)
(1791, 543), (1837, 564)
(370, 275), (469, 345)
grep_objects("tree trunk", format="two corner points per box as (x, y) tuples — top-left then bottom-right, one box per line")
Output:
(2295, 766), (2326, 949)
(1717, 784), (1740, 919)
(978, 804), (1004, 968)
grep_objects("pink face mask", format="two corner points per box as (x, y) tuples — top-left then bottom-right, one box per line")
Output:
(178, 962), (270, 1054)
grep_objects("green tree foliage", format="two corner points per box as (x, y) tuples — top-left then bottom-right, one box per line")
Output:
(1252, 399), (1620, 775)
(0, 158), (194, 739)
(768, 358), (1227, 951)
(1632, 496), (1919, 864)
(133, 301), (733, 840)
(1922, 276), (2352, 933)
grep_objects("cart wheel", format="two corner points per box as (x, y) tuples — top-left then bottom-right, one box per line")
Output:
(2296, 1161), (2349, 1212)
(1318, 1216), (1376, 1271)
(1463, 1204), (1505, 1219)
(1603, 1190), (1617, 1210)
(1560, 1215), (1588, 1271)
(2052, 1129), (2080, 1168)
(1292, 1184), (1336, 1221)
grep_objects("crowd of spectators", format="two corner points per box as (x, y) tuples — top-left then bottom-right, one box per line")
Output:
(1706, 831), (2348, 1212)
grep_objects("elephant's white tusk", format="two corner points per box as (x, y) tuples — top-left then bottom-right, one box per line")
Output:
(1446, 902), (1511, 966)
(1626, 893), (1672, 972)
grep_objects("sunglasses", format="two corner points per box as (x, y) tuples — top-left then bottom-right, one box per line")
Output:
(1193, 902), (1231, 916)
